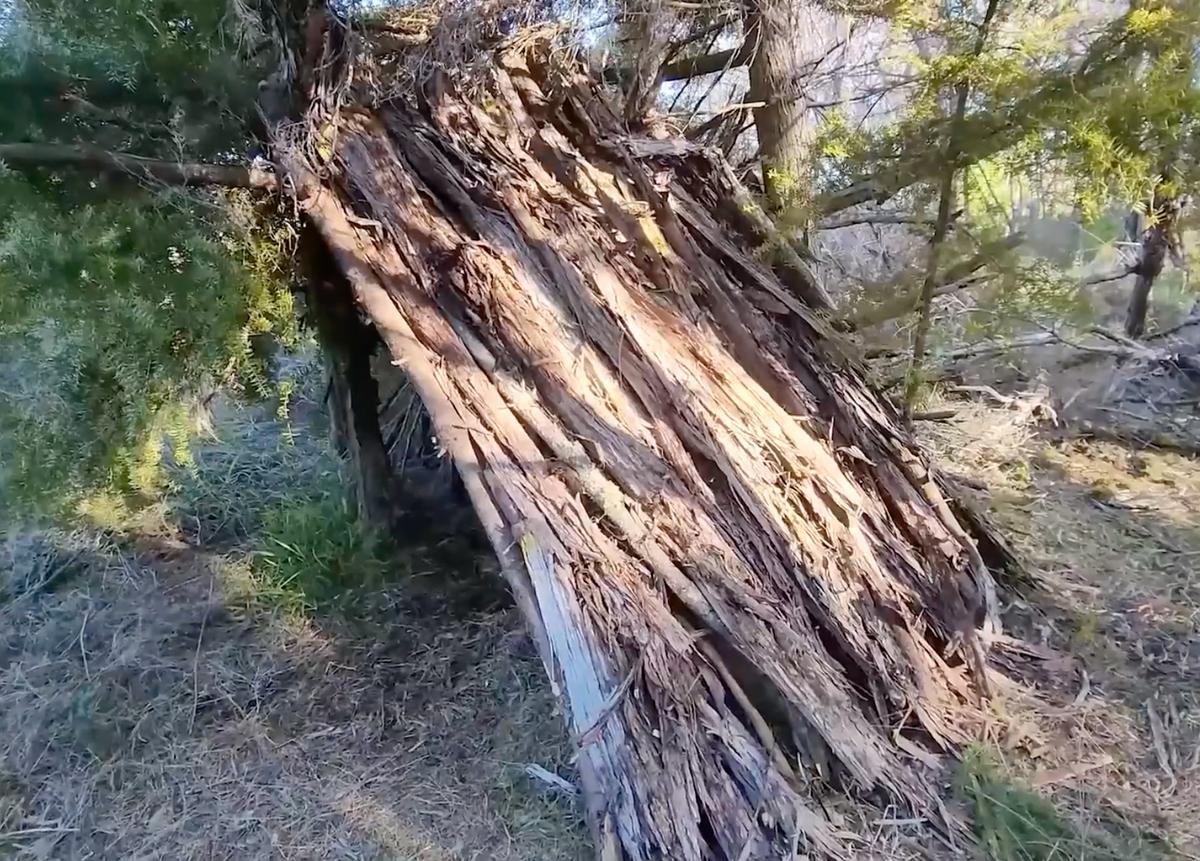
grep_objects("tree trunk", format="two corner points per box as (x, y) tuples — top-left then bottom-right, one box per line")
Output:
(614, 0), (676, 126)
(1126, 268), (1161, 339)
(745, 0), (821, 213)
(741, 0), (839, 311)
(1125, 191), (1181, 337)
(273, 34), (1010, 859)
(903, 0), (1003, 414)
(306, 268), (394, 526)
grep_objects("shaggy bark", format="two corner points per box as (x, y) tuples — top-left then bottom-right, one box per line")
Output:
(305, 258), (394, 526)
(274, 37), (1007, 860)
(745, 0), (820, 212)
(1125, 190), (1185, 338)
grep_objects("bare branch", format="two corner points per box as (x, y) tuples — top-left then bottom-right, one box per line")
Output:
(1063, 420), (1200, 457)
(911, 408), (959, 421)
(877, 333), (1058, 388)
(660, 43), (753, 80)
(0, 143), (279, 191)
(685, 107), (741, 141)
(817, 212), (938, 230)
(1080, 266), (1134, 287)
(846, 231), (1025, 330)
(1147, 312), (1200, 341)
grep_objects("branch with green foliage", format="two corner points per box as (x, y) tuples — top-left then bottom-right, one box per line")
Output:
(0, 0), (295, 516)
(818, 1), (1200, 216)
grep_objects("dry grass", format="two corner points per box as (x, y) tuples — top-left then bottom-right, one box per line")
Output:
(0, 531), (587, 860)
(4, 378), (1199, 860)
(0, 399), (586, 861)
(923, 394), (1200, 858)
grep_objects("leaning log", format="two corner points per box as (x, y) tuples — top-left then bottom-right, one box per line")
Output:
(273, 27), (1008, 860)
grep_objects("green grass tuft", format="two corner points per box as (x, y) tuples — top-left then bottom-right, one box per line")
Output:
(960, 746), (1167, 861)
(162, 395), (399, 614)
(251, 491), (391, 612)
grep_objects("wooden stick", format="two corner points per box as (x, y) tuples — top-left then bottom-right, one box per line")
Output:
(0, 142), (279, 190)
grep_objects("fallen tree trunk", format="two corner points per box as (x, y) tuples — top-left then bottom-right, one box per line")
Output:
(273, 28), (1010, 859)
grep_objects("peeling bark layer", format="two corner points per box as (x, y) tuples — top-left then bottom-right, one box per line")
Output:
(278, 42), (1002, 860)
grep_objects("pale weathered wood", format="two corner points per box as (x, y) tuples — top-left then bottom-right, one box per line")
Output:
(273, 31), (1007, 859)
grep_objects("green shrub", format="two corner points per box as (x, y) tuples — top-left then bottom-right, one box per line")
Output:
(959, 746), (1166, 861)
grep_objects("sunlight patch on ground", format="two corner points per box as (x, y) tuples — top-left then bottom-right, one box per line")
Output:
(923, 399), (1200, 857)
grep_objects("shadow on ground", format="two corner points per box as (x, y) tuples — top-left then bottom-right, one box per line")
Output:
(0, 398), (587, 860)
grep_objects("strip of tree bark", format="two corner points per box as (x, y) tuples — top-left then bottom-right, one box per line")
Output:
(271, 24), (1014, 859)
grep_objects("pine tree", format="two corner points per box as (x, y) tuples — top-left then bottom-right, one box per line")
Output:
(0, 0), (296, 513)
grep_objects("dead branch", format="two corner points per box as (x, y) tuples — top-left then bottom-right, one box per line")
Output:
(660, 43), (753, 80)
(1080, 265), (1134, 287)
(1147, 312), (1200, 341)
(846, 232), (1024, 330)
(0, 142), (279, 190)
(1054, 420), (1200, 457)
(818, 212), (939, 231)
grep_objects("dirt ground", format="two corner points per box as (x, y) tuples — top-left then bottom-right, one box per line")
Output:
(0, 532), (589, 860)
(0, 404), (588, 861)
(924, 395), (1200, 857)
(2, 382), (1199, 860)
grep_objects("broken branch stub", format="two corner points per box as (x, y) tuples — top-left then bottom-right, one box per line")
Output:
(276, 33), (1006, 860)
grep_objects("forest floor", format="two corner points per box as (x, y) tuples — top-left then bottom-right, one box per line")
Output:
(2, 367), (1199, 860)
(924, 393), (1200, 859)
(0, 395), (588, 861)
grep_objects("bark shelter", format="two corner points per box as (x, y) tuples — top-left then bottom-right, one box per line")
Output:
(274, 23), (1011, 860)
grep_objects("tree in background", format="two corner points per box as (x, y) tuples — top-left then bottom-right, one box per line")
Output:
(613, 0), (1197, 359)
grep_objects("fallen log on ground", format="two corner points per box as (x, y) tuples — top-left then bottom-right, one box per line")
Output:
(270, 15), (1016, 859)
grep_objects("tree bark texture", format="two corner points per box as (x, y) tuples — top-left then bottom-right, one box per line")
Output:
(745, 0), (826, 212)
(1125, 191), (1183, 337)
(275, 41), (1004, 860)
